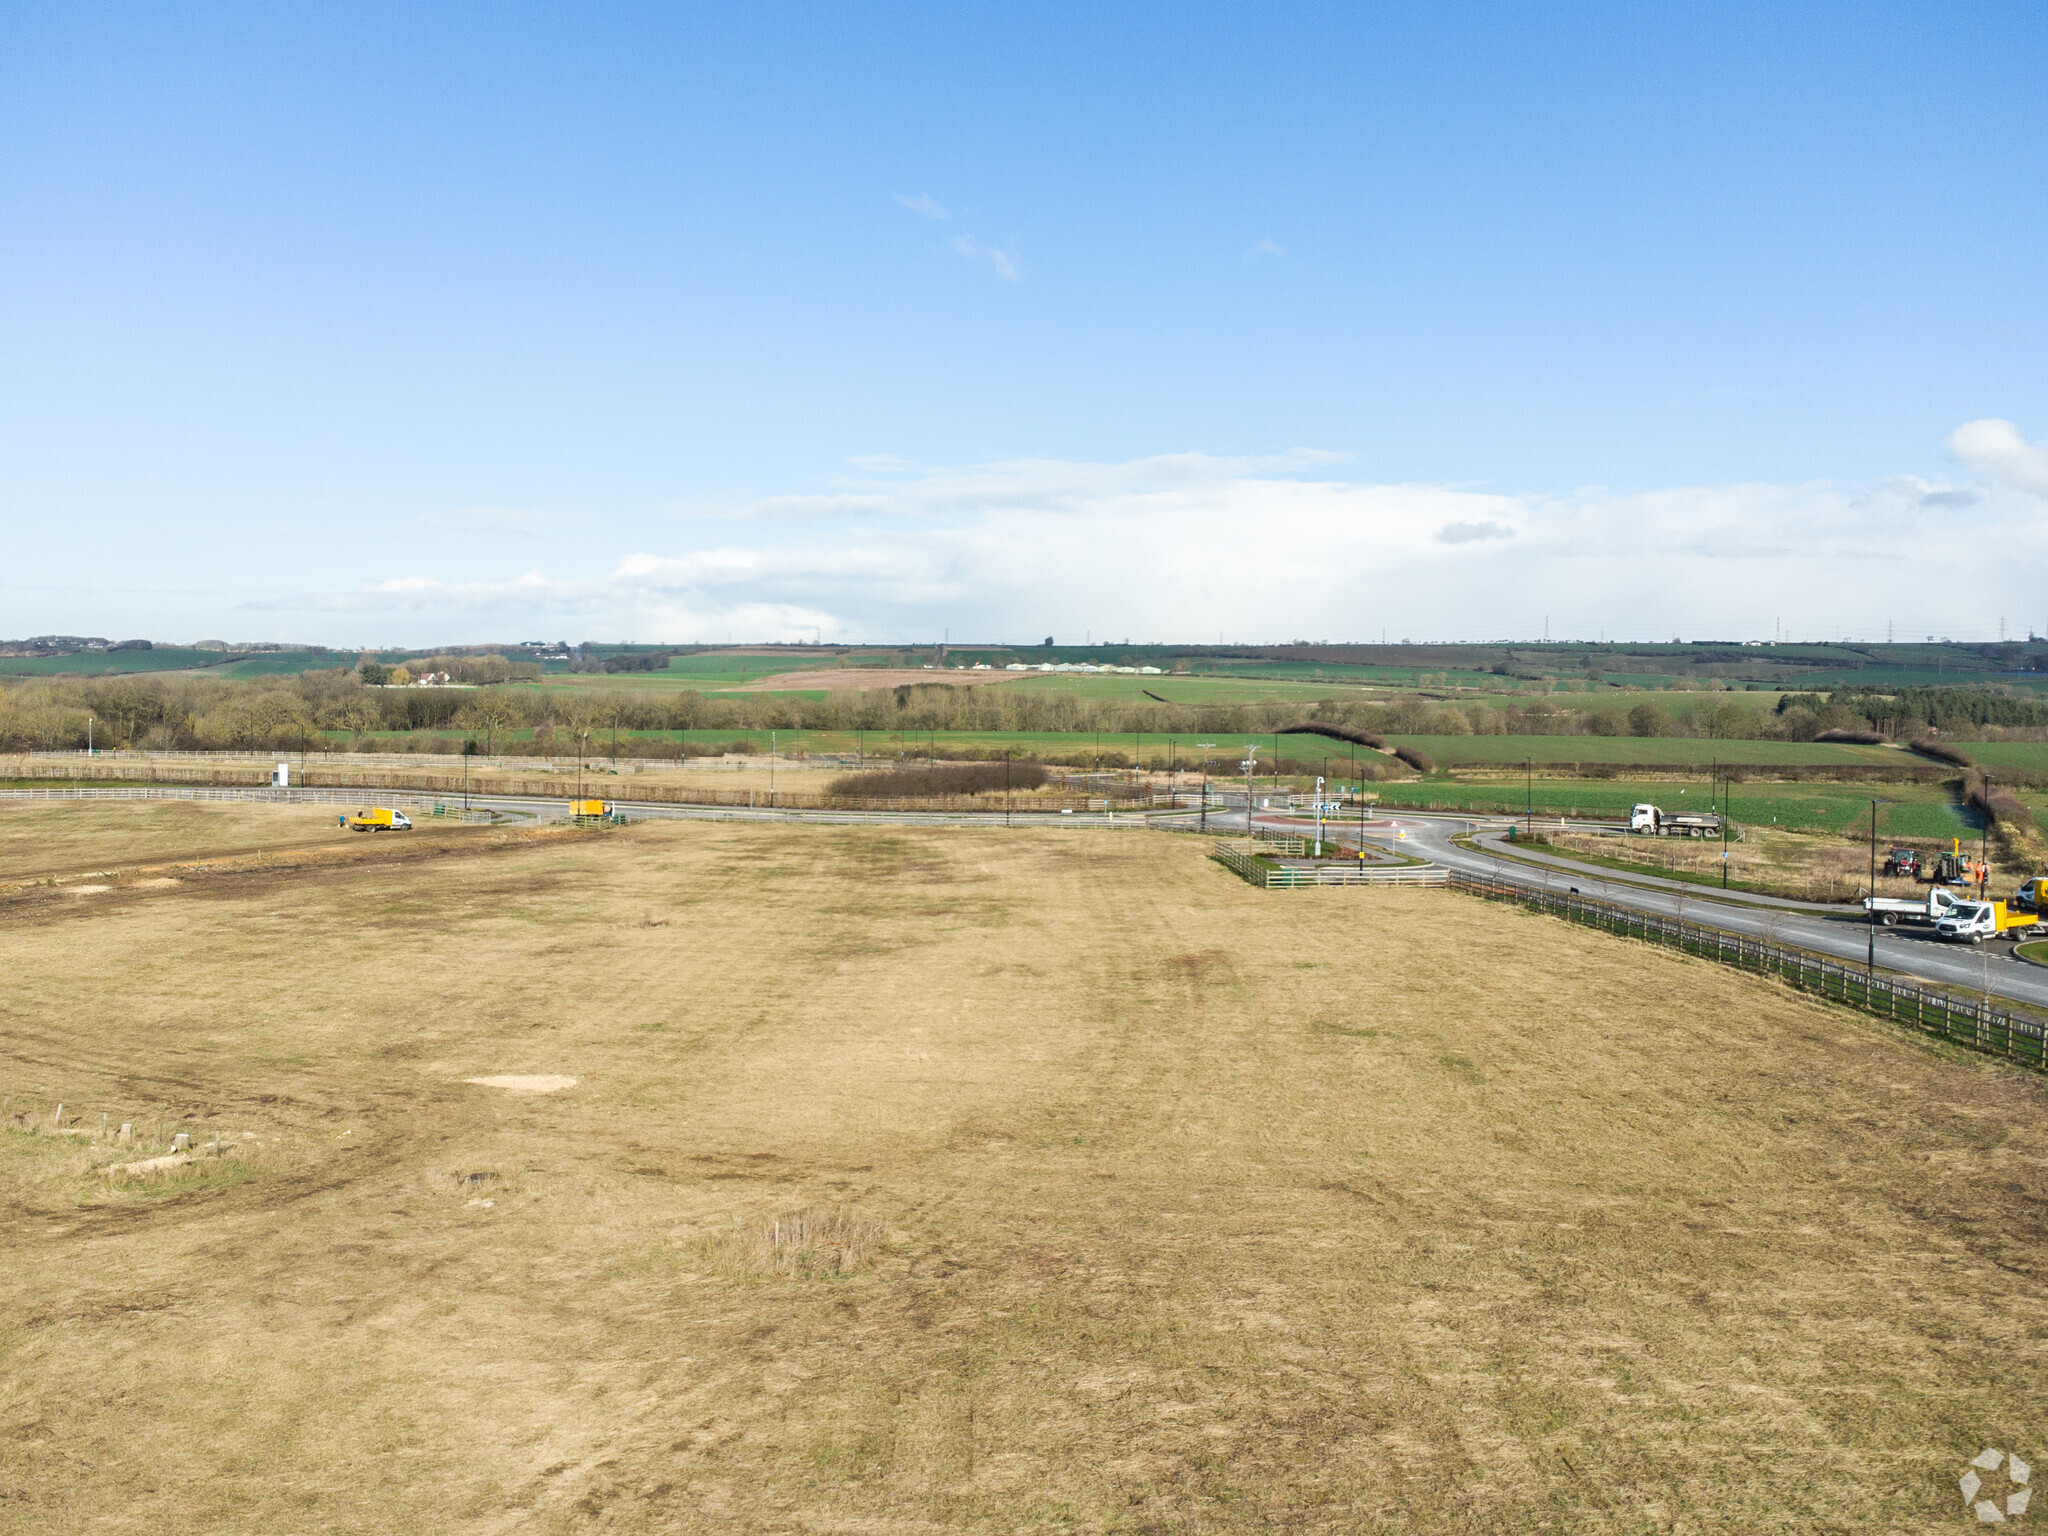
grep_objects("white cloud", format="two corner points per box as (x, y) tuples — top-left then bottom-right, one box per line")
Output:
(950, 233), (1020, 280)
(893, 192), (950, 220)
(1950, 418), (2048, 498)
(1248, 238), (1284, 259)
(1437, 520), (1512, 544)
(243, 438), (2048, 644)
(1874, 475), (1976, 511)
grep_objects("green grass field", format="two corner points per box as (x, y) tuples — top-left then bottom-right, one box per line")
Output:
(990, 672), (1366, 703)
(540, 653), (842, 688)
(0, 647), (345, 678)
(211, 651), (351, 678)
(1385, 733), (1903, 766)
(340, 725), (1339, 765)
(1948, 741), (2048, 773)
(1374, 775), (2001, 837)
(0, 648), (301, 676)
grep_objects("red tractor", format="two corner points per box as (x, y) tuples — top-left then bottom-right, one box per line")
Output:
(1882, 847), (1922, 878)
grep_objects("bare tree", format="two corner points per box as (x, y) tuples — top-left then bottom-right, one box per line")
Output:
(457, 693), (521, 758)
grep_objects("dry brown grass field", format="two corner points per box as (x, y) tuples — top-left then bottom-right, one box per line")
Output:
(3, 808), (2046, 1533)
(0, 800), (482, 887)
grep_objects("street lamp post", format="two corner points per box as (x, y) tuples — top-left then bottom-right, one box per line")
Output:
(1981, 774), (1993, 898)
(770, 729), (776, 805)
(1868, 798), (1878, 974)
(1525, 758), (1533, 838)
(1720, 764), (1731, 889)
(1198, 743), (1214, 832)
(1005, 749), (1012, 828)
(1241, 747), (1258, 836)
(1314, 776), (1325, 857)
(87, 714), (93, 756)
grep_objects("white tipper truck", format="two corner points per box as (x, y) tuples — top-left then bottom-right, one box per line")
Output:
(1628, 803), (1723, 838)
(1862, 887), (1966, 926)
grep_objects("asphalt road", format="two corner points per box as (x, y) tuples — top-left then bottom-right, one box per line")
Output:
(1218, 799), (2048, 1013)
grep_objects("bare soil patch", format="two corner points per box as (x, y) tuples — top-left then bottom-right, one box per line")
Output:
(1, 813), (2044, 1531)
(465, 1074), (579, 1094)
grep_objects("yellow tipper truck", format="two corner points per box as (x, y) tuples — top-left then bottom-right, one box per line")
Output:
(569, 799), (612, 823)
(1934, 898), (2042, 943)
(340, 808), (412, 832)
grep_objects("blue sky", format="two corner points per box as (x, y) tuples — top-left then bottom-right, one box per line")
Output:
(3, 3), (2044, 646)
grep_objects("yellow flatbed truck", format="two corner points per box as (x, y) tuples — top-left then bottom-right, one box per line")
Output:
(340, 808), (412, 832)
(569, 799), (613, 823)
(1934, 899), (2042, 943)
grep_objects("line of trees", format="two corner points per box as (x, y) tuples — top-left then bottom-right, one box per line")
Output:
(6, 669), (2046, 755)
(1779, 686), (2048, 737)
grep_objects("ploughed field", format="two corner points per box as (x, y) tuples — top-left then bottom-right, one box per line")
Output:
(3, 808), (2046, 1532)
